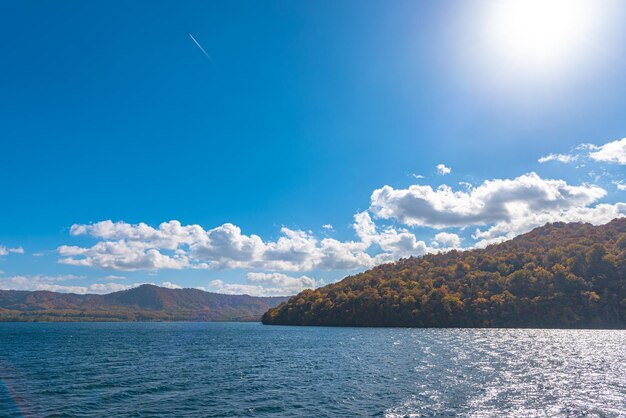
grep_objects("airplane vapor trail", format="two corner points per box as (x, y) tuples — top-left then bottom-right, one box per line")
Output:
(189, 34), (214, 63)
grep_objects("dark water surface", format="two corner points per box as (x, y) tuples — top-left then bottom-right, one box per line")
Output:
(0, 323), (624, 417)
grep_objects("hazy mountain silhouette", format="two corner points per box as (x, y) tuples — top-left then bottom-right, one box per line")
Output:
(0, 284), (287, 322)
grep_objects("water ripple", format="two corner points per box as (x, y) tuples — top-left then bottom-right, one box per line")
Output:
(0, 323), (624, 417)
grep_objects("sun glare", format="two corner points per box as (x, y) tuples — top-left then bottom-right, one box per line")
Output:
(487, 0), (593, 70)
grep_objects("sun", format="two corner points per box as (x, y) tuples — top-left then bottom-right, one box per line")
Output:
(486, 0), (592, 70)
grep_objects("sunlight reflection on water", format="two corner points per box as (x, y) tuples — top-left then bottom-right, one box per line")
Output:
(0, 323), (624, 417)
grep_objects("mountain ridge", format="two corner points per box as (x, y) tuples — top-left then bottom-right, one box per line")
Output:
(262, 219), (626, 328)
(0, 284), (287, 322)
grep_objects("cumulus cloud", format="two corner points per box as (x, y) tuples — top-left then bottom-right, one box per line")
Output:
(247, 272), (315, 293)
(436, 164), (451, 175)
(370, 172), (626, 246)
(370, 172), (607, 228)
(59, 236), (208, 271)
(0, 274), (88, 294)
(161, 281), (182, 289)
(57, 210), (447, 274)
(88, 282), (133, 293)
(205, 280), (276, 296)
(0, 246), (24, 256)
(471, 202), (626, 246)
(58, 220), (380, 272)
(354, 211), (432, 261)
(58, 171), (624, 275)
(589, 138), (626, 165)
(54, 169), (625, 278)
(538, 153), (577, 163)
(432, 232), (461, 248)
(206, 272), (317, 296)
(539, 137), (626, 167)
(0, 274), (182, 295)
(322, 224), (334, 230)
(101, 275), (126, 281)
(315, 238), (373, 270)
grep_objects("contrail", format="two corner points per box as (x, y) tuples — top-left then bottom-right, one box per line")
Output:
(189, 34), (214, 63)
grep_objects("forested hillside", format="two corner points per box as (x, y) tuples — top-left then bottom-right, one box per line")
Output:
(0, 284), (287, 322)
(263, 219), (626, 328)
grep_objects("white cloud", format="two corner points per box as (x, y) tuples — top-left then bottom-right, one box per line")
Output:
(161, 281), (182, 289)
(0, 246), (24, 256)
(322, 224), (334, 230)
(9, 274), (84, 282)
(472, 202), (626, 246)
(411, 173), (425, 179)
(432, 232), (461, 248)
(58, 173), (624, 276)
(540, 137), (626, 166)
(538, 153), (577, 163)
(54, 170), (625, 278)
(436, 164), (451, 175)
(576, 143), (599, 151)
(371, 172), (626, 247)
(316, 238), (373, 270)
(0, 274), (88, 294)
(207, 272), (316, 296)
(101, 275), (126, 280)
(614, 181), (626, 191)
(247, 272), (315, 292)
(35, 284), (93, 294)
(88, 282), (133, 293)
(205, 280), (282, 297)
(370, 172), (607, 228)
(59, 238), (207, 271)
(589, 138), (626, 165)
(354, 211), (433, 261)
(57, 212), (443, 273)
(0, 274), (183, 295)
(59, 220), (377, 272)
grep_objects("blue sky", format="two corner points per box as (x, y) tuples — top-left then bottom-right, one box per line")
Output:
(1, 0), (626, 295)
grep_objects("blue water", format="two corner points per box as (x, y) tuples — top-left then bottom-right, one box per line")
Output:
(0, 323), (624, 417)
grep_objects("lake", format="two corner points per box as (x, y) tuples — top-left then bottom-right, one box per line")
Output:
(0, 323), (624, 417)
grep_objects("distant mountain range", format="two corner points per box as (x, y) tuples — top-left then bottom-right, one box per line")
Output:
(263, 219), (626, 328)
(0, 284), (287, 322)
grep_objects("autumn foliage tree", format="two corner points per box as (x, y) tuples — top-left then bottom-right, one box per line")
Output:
(262, 219), (626, 328)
